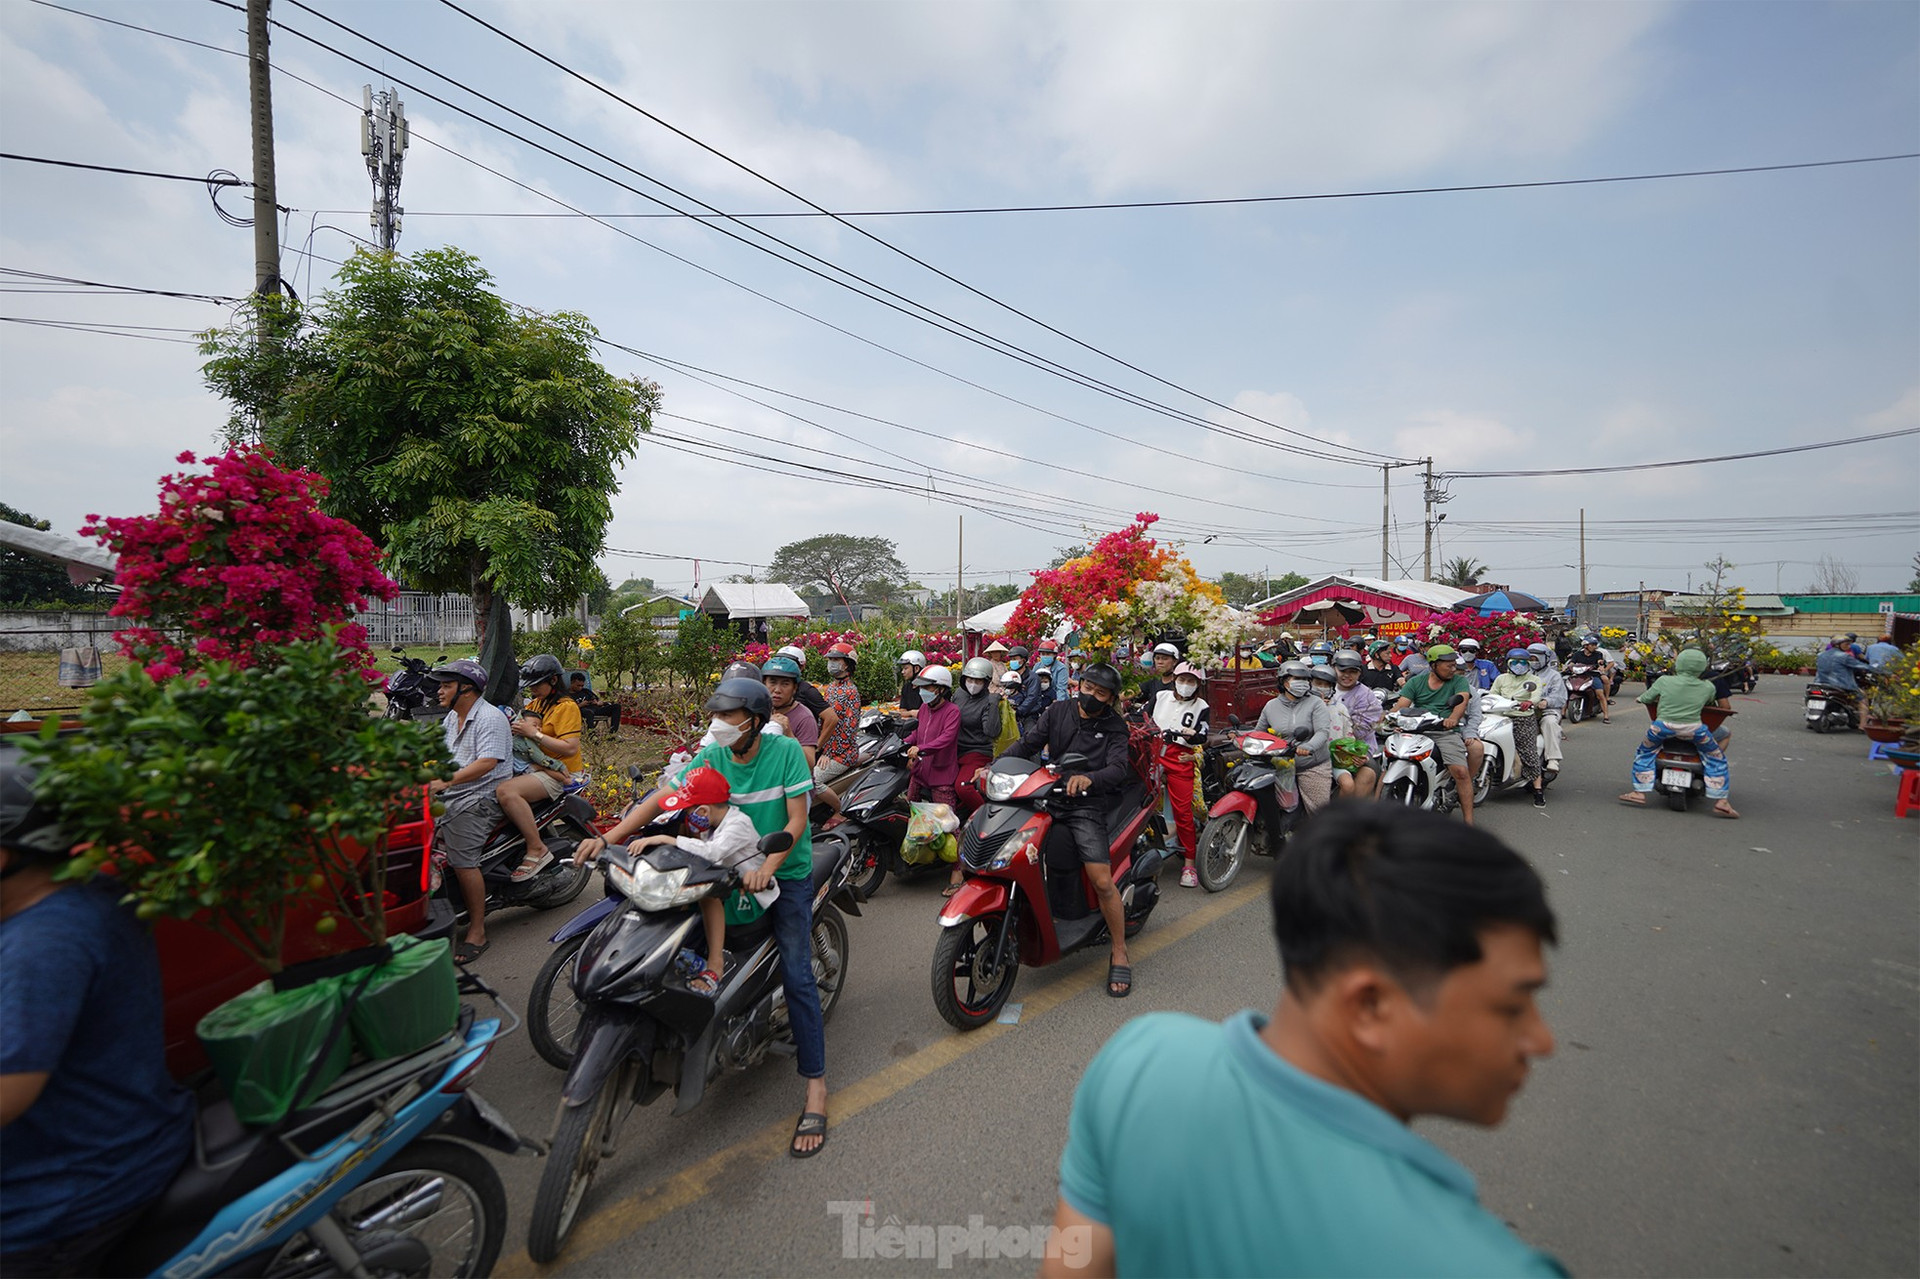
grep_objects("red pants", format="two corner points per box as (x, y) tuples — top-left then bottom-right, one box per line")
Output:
(1158, 742), (1199, 861)
(954, 751), (994, 818)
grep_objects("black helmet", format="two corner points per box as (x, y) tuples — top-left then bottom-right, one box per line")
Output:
(1008, 645), (1031, 660)
(427, 658), (488, 695)
(721, 661), (763, 684)
(0, 764), (68, 862)
(1331, 649), (1365, 671)
(704, 676), (772, 721)
(1077, 661), (1122, 695)
(518, 654), (565, 687)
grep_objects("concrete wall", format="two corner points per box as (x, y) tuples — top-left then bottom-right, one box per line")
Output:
(0, 611), (117, 652)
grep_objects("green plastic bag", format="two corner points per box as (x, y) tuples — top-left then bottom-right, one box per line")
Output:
(349, 935), (459, 1061)
(197, 978), (351, 1127)
(993, 700), (1020, 755)
(722, 885), (768, 927)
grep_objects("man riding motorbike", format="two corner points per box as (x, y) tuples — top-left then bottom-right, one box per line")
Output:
(1814, 637), (1871, 696)
(976, 662), (1136, 998)
(427, 658), (511, 964)
(1390, 646), (1477, 827)
(1566, 634), (1615, 722)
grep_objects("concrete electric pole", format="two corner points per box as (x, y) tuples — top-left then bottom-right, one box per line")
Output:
(362, 86), (409, 250)
(1421, 459), (1448, 582)
(247, 0), (279, 306)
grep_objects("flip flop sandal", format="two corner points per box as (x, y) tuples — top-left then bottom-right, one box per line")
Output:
(454, 939), (490, 964)
(790, 1111), (828, 1159)
(1107, 964), (1132, 999)
(509, 850), (555, 883)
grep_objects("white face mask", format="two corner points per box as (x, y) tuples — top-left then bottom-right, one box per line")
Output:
(965, 678), (987, 696)
(707, 717), (744, 749)
(1285, 678), (1311, 697)
(827, 661), (847, 678)
(1175, 680), (1199, 699)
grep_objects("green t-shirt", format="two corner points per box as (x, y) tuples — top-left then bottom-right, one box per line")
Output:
(688, 735), (813, 881)
(1059, 1011), (1566, 1278)
(1398, 671), (1475, 721)
(1639, 673), (1715, 724)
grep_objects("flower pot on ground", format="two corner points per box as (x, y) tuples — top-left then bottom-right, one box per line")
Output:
(1865, 720), (1908, 744)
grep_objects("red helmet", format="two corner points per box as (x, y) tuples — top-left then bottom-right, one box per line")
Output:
(1037, 638), (1060, 653)
(826, 642), (858, 667)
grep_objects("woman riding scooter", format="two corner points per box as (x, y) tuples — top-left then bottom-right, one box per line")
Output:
(1255, 661), (1333, 814)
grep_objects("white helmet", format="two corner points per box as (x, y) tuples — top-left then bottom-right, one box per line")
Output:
(900, 650), (927, 667)
(1152, 642), (1179, 657)
(999, 670), (1022, 687)
(777, 644), (807, 663)
(914, 665), (953, 688)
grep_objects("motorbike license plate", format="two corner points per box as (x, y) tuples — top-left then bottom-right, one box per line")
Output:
(1806, 700), (1826, 711)
(1659, 769), (1691, 789)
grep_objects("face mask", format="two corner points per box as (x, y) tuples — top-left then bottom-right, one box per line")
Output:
(707, 717), (744, 749)
(684, 808), (713, 834)
(1010, 659), (1024, 671)
(1510, 662), (1530, 674)
(1175, 680), (1199, 699)
(1077, 691), (1107, 715)
(965, 679), (987, 695)
(827, 661), (847, 678)
(1285, 678), (1311, 696)
(1037, 655), (1054, 667)
(1313, 685), (1333, 700)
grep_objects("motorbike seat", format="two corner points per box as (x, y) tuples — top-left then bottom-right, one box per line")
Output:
(809, 834), (852, 899)
(105, 1098), (286, 1276)
(1106, 780), (1146, 841)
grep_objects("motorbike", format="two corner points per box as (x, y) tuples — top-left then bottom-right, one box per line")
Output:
(1192, 724), (1298, 892)
(1469, 694), (1542, 804)
(1804, 682), (1862, 733)
(437, 782), (600, 923)
(827, 714), (919, 899)
(1649, 704), (1736, 811)
(932, 733), (1169, 1031)
(525, 827), (858, 1262)
(384, 647), (449, 721)
(1379, 710), (1462, 813)
(1564, 662), (1604, 723)
(103, 967), (532, 1279)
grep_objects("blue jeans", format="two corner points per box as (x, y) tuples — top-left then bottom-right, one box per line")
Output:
(1632, 720), (1730, 800)
(768, 874), (826, 1079)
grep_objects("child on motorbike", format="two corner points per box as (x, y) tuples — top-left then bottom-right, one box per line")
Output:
(623, 765), (770, 996)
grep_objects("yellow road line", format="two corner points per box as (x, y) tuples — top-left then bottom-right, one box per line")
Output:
(496, 875), (1268, 1277)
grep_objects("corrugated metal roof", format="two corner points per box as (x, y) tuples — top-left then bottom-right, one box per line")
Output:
(1250, 575), (1477, 614)
(1778, 594), (1920, 613)
(697, 582), (810, 619)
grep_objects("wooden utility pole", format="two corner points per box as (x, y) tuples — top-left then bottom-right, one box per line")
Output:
(247, 0), (280, 309)
(1578, 507), (1588, 629)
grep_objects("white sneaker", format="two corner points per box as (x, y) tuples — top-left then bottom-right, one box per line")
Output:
(1180, 866), (1199, 888)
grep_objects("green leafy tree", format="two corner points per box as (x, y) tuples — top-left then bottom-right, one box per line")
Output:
(0, 502), (101, 607)
(669, 610), (730, 692)
(200, 247), (659, 650)
(588, 606), (658, 693)
(1438, 557), (1488, 589)
(1215, 571), (1305, 607)
(604, 576), (657, 615)
(765, 534), (906, 610)
(1047, 543), (1089, 570)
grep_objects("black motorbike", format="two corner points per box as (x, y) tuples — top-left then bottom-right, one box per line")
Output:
(440, 785), (599, 923)
(1804, 680), (1863, 733)
(829, 713), (917, 898)
(525, 827), (858, 1263)
(1564, 662), (1604, 723)
(384, 647), (449, 721)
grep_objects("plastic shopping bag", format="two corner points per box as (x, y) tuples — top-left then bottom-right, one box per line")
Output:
(902, 801), (961, 866)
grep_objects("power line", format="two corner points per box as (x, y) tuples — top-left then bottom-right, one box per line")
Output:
(269, 0), (1389, 468)
(1444, 427), (1920, 478)
(0, 316), (201, 344)
(0, 152), (248, 185)
(434, 0), (1409, 466)
(309, 151), (1920, 220)
(0, 267), (242, 304)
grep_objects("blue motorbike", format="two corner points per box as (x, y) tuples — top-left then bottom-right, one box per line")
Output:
(103, 968), (533, 1278)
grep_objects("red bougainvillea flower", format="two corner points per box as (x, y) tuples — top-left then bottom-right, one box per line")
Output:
(83, 446), (398, 681)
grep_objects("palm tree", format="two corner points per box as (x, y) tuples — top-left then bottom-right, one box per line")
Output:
(1438, 556), (1487, 589)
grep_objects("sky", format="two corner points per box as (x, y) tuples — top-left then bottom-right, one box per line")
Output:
(3, 0), (1917, 608)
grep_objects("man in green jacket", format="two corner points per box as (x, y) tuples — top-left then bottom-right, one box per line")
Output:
(1618, 648), (1736, 818)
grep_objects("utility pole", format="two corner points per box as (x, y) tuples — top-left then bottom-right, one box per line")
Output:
(1421, 459), (1447, 582)
(362, 86), (409, 250)
(1578, 507), (1588, 629)
(955, 515), (964, 641)
(1381, 464), (1391, 578)
(247, 0), (279, 308)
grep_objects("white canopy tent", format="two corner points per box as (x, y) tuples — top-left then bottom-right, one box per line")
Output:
(696, 582), (810, 620)
(962, 597), (1072, 642)
(0, 520), (116, 587)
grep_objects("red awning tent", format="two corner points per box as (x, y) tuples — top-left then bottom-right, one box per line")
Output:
(1254, 576), (1478, 628)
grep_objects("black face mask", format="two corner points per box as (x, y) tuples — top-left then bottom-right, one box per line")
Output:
(1078, 691), (1108, 716)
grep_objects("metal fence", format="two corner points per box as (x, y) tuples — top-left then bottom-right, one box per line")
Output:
(353, 592), (477, 647)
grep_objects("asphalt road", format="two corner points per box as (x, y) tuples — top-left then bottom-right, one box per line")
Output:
(456, 678), (1917, 1278)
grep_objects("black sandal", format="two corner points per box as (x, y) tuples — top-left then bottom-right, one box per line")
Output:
(1107, 964), (1132, 999)
(790, 1111), (828, 1158)
(454, 939), (490, 964)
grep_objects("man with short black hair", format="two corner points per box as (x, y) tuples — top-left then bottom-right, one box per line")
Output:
(1042, 805), (1561, 1278)
(1392, 645), (1479, 827)
(428, 659), (511, 963)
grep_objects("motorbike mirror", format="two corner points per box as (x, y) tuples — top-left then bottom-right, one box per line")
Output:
(391, 644), (404, 653)
(759, 830), (795, 856)
(1227, 713), (1241, 727)
(626, 763), (644, 782)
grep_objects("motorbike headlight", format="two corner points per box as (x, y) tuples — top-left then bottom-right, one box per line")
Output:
(983, 769), (1024, 803)
(986, 827), (1041, 870)
(609, 861), (708, 912)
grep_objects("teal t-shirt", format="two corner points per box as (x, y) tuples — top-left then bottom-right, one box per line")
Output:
(1399, 671), (1475, 720)
(1638, 673), (1715, 724)
(1058, 1010), (1566, 1278)
(688, 735), (813, 881)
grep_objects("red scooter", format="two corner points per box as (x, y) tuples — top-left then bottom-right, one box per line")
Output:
(931, 728), (1169, 1030)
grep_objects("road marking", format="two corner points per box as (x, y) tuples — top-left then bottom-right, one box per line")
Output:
(495, 875), (1268, 1276)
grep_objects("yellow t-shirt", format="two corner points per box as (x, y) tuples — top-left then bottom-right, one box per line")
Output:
(530, 695), (587, 774)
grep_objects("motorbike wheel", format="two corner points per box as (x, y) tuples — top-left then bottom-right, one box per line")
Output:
(1472, 759), (1494, 807)
(1666, 789), (1689, 812)
(527, 1068), (624, 1264)
(931, 913), (1019, 1031)
(849, 836), (887, 900)
(1810, 714), (1829, 734)
(528, 935), (589, 1070)
(531, 856), (595, 911)
(1568, 699), (1587, 724)
(268, 1137), (505, 1278)
(1195, 815), (1248, 893)
(812, 905), (851, 1024)
(1384, 777), (1419, 807)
